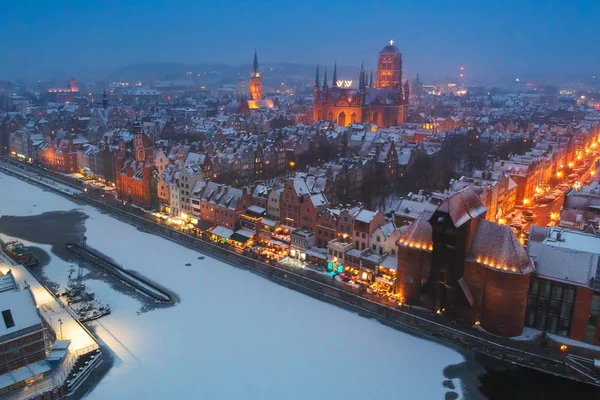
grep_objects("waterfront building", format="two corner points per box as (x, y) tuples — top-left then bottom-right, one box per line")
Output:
(37, 137), (79, 173)
(396, 188), (535, 337)
(0, 287), (47, 375)
(115, 121), (155, 209)
(527, 226), (600, 344)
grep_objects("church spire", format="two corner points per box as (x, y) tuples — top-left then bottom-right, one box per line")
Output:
(323, 67), (328, 90)
(359, 62), (365, 90)
(332, 62), (338, 88)
(253, 49), (259, 75)
(369, 70), (373, 89)
(315, 64), (320, 87)
(102, 88), (108, 109)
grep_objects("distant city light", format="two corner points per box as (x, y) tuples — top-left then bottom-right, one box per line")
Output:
(515, 78), (520, 82)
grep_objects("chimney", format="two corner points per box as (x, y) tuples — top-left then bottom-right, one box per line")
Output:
(217, 184), (222, 194)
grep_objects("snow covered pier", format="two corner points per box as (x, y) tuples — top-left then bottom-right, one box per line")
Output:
(0, 254), (102, 400)
(65, 243), (175, 304)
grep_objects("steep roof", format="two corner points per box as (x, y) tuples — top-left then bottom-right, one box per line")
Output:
(467, 220), (534, 275)
(398, 211), (433, 251)
(435, 187), (487, 228)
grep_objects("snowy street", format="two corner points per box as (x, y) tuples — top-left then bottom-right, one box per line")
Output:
(0, 172), (465, 399)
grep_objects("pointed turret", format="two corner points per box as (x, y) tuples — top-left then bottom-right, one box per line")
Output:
(102, 89), (108, 109)
(322, 67), (328, 90)
(404, 79), (410, 100)
(332, 62), (338, 88)
(314, 64), (320, 102)
(252, 49), (259, 76)
(359, 62), (366, 90)
(369, 70), (373, 89)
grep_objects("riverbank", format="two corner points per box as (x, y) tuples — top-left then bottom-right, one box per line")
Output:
(3, 161), (600, 398)
(0, 170), (469, 399)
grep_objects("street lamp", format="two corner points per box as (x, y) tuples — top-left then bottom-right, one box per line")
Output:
(58, 318), (63, 340)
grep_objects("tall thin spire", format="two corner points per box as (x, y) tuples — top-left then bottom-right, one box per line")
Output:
(315, 64), (320, 87)
(102, 88), (108, 109)
(323, 67), (328, 90)
(332, 62), (338, 88)
(252, 49), (259, 75)
(369, 70), (373, 89)
(359, 62), (365, 90)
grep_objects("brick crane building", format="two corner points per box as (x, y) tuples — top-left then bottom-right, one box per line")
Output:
(396, 188), (535, 337)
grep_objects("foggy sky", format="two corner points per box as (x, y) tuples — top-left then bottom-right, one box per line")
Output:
(0, 0), (598, 81)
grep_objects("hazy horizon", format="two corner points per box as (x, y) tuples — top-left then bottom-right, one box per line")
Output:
(1, 0), (599, 82)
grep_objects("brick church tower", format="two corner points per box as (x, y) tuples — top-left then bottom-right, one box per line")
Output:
(249, 50), (262, 100)
(376, 40), (402, 89)
(312, 41), (409, 128)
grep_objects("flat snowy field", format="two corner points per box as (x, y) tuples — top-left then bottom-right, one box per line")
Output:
(0, 173), (465, 399)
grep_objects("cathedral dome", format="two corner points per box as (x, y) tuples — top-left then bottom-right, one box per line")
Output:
(379, 41), (400, 54)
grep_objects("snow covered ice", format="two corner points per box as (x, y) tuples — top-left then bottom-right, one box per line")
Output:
(0, 172), (465, 399)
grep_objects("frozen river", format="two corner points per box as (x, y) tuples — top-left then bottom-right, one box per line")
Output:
(0, 172), (468, 399)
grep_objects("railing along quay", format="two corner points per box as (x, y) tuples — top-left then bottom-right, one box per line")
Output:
(1, 157), (599, 387)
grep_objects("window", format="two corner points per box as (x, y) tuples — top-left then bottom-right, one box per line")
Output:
(540, 281), (551, 297)
(564, 288), (575, 302)
(2, 310), (15, 329)
(372, 244), (376, 250)
(530, 279), (539, 295)
(362, 233), (366, 239)
(376, 236), (381, 242)
(551, 286), (563, 300)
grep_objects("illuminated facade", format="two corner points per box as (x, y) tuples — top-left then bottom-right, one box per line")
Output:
(396, 188), (535, 337)
(37, 137), (78, 173)
(115, 121), (154, 209)
(313, 41), (409, 128)
(249, 50), (262, 101)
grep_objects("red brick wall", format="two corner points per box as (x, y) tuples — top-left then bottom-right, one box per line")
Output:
(396, 246), (431, 303)
(569, 287), (593, 342)
(117, 172), (151, 209)
(458, 261), (486, 324)
(280, 182), (300, 228)
(481, 270), (531, 337)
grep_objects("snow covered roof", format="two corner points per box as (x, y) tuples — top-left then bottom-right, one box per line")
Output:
(529, 241), (596, 287)
(210, 226), (234, 239)
(378, 222), (397, 238)
(380, 255), (397, 271)
(467, 220), (534, 275)
(309, 193), (328, 208)
(355, 209), (377, 224)
(247, 205), (266, 215)
(541, 227), (600, 254)
(398, 211), (433, 251)
(293, 179), (310, 196)
(0, 289), (42, 338)
(435, 187), (487, 228)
